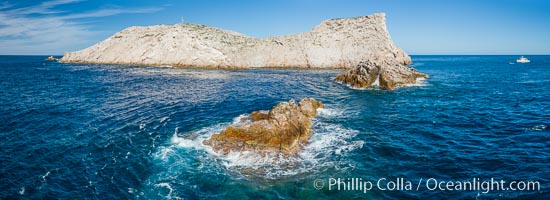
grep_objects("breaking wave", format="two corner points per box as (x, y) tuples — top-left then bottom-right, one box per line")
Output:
(402, 77), (428, 87)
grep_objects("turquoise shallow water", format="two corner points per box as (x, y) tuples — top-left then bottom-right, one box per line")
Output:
(0, 55), (549, 199)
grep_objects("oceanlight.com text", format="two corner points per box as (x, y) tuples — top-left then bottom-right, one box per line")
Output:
(313, 177), (540, 194)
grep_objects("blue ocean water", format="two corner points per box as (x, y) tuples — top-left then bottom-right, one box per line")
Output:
(0, 55), (548, 199)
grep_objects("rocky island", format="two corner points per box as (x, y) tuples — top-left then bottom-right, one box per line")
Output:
(60, 13), (427, 90)
(60, 13), (411, 69)
(203, 98), (323, 156)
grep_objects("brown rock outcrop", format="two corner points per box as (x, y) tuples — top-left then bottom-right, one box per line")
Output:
(203, 98), (324, 156)
(335, 59), (429, 90)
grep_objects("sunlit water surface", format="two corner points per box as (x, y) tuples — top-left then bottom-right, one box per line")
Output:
(1, 55), (548, 199)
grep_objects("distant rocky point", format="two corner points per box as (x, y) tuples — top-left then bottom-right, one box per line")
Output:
(60, 13), (411, 69)
(203, 98), (323, 156)
(335, 59), (429, 90)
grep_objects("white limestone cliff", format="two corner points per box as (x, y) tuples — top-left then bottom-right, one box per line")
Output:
(60, 13), (411, 69)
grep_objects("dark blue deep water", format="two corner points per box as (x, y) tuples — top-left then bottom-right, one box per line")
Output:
(1, 55), (549, 199)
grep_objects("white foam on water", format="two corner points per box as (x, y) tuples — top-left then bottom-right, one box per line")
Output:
(19, 187), (25, 195)
(232, 114), (250, 124)
(372, 73), (381, 87)
(222, 151), (279, 168)
(305, 122), (364, 157)
(159, 116), (170, 123)
(526, 125), (547, 131)
(336, 79), (383, 91)
(42, 171), (50, 182)
(402, 77), (428, 87)
(340, 76), (428, 90)
(516, 79), (550, 84)
(155, 182), (175, 199)
(317, 107), (344, 118)
(168, 121), (231, 151)
(170, 132), (201, 149)
(128, 67), (230, 79)
(387, 77), (429, 90)
(156, 146), (176, 162)
(337, 80), (380, 90)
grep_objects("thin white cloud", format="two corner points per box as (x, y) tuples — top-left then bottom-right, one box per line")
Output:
(0, 0), (163, 55)
(0, 2), (13, 9)
(10, 0), (84, 15)
(57, 7), (163, 19)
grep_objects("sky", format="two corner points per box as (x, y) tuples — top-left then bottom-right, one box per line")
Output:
(1, 0), (549, 55)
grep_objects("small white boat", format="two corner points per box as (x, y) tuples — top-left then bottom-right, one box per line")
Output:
(516, 56), (530, 63)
